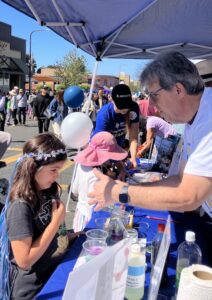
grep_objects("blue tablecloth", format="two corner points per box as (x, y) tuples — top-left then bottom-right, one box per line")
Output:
(37, 207), (210, 300)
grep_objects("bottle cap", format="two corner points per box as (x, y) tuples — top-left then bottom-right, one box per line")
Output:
(130, 243), (140, 253)
(158, 223), (165, 233)
(185, 231), (195, 242)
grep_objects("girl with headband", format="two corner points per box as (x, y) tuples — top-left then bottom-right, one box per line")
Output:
(0, 133), (80, 299)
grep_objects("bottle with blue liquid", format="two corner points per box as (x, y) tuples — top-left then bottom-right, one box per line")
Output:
(125, 243), (146, 300)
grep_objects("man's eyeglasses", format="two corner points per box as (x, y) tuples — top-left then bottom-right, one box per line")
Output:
(146, 87), (164, 102)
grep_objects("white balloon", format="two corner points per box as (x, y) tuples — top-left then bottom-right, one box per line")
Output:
(61, 112), (93, 148)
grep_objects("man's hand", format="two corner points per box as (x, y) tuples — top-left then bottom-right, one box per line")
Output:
(88, 168), (125, 211)
(33, 116), (37, 121)
(128, 157), (137, 169)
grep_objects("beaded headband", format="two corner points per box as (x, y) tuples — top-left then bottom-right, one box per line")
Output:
(21, 149), (67, 161)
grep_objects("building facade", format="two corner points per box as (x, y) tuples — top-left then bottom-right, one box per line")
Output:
(29, 69), (120, 91)
(25, 67), (61, 91)
(87, 74), (119, 89)
(119, 72), (130, 86)
(196, 60), (212, 87)
(0, 21), (28, 92)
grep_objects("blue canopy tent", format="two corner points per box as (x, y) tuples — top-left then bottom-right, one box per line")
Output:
(2, 0), (212, 60)
(3, 0), (212, 102)
(2, 0), (212, 91)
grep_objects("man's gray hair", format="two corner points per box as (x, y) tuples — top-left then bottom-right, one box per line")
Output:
(140, 51), (204, 95)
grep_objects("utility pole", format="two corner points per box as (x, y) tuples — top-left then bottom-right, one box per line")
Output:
(29, 29), (48, 94)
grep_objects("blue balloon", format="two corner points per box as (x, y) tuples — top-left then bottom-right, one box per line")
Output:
(64, 85), (84, 108)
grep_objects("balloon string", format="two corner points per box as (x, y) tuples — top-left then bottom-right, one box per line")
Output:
(66, 152), (80, 212)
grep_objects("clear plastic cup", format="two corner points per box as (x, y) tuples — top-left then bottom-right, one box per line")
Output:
(82, 239), (107, 257)
(86, 229), (108, 242)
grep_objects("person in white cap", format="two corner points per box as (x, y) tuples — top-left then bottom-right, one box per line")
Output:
(9, 89), (18, 126)
(13, 86), (19, 93)
(17, 89), (27, 125)
(0, 90), (6, 131)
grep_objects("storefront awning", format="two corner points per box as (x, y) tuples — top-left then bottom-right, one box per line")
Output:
(11, 57), (28, 74)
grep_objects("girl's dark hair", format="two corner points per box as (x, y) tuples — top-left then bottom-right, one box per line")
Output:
(56, 90), (64, 105)
(10, 133), (67, 207)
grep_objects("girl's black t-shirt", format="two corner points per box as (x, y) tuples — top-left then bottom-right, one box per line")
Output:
(6, 186), (68, 299)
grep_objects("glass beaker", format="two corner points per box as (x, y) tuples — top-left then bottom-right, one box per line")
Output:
(111, 207), (130, 227)
(107, 217), (125, 245)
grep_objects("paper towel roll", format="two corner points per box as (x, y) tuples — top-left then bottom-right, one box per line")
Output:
(177, 264), (212, 300)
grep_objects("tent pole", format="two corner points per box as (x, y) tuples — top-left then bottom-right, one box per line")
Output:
(86, 59), (99, 114)
(24, 0), (41, 23)
(66, 59), (99, 212)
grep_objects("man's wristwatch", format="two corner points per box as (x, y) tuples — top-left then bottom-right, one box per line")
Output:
(119, 185), (129, 204)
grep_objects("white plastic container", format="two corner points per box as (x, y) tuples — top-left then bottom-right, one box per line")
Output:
(176, 231), (202, 290)
(125, 243), (146, 300)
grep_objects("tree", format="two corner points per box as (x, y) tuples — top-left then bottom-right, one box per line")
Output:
(36, 83), (51, 92)
(55, 83), (66, 91)
(36, 67), (43, 74)
(46, 65), (57, 68)
(55, 50), (89, 87)
(78, 83), (90, 92)
(129, 80), (140, 94)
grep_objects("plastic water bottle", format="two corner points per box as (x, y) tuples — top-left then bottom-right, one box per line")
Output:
(125, 243), (146, 300)
(151, 223), (168, 286)
(176, 231), (202, 290)
(151, 223), (165, 265)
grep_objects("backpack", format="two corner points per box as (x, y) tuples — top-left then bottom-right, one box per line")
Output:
(0, 159), (22, 300)
(0, 201), (11, 300)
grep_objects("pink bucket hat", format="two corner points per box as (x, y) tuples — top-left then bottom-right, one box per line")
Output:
(74, 131), (128, 166)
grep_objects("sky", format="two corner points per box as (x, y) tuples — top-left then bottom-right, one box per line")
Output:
(0, 1), (149, 80)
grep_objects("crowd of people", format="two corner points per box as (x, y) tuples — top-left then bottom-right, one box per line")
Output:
(1, 50), (212, 298)
(0, 86), (28, 130)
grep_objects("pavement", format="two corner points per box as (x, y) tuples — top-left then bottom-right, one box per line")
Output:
(1, 117), (77, 229)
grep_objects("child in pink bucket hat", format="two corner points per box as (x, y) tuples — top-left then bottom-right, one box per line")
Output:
(72, 131), (128, 232)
